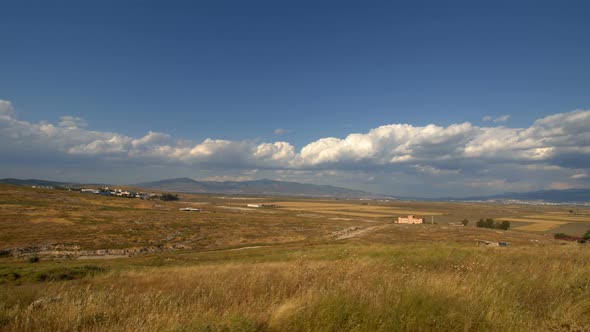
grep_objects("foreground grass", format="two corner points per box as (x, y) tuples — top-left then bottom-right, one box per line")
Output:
(1, 243), (590, 331)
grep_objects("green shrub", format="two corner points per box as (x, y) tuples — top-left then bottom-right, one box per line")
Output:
(554, 233), (583, 242)
(28, 256), (40, 263)
(583, 230), (590, 241)
(499, 220), (511, 230)
(160, 193), (179, 201)
(0, 271), (21, 281)
(0, 313), (9, 327)
(476, 218), (510, 230)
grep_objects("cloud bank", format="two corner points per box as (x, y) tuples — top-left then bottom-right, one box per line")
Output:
(1, 99), (588, 195)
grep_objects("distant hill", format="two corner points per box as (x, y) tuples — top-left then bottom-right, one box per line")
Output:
(0, 178), (76, 188)
(134, 178), (391, 199)
(4, 177), (585, 203)
(460, 189), (590, 204)
(0, 178), (108, 188)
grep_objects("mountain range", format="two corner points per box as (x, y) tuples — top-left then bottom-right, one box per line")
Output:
(0, 178), (82, 188)
(1, 177), (588, 203)
(133, 178), (389, 199)
(456, 189), (590, 204)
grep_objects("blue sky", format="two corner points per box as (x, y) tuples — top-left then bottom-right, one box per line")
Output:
(1, 0), (589, 197)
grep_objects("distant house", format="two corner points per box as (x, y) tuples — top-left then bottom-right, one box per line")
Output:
(32, 185), (54, 189)
(80, 188), (99, 194)
(396, 215), (424, 224)
(179, 207), (202, 212)
(261, 204), (280, 208)
(246, 204), (279, 208)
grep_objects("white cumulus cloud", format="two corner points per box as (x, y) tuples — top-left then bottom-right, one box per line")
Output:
(58, 116), (88, 128)
(0, 99), (588, 193)
(0, 100), (15, 118)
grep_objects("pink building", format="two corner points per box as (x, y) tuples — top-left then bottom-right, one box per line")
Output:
(396, 215), (424, 224)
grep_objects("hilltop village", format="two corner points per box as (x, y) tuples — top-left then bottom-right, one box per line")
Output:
(32, 185), (175, 201)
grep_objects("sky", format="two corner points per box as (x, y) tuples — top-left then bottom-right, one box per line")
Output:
(1, 0), (589, 197)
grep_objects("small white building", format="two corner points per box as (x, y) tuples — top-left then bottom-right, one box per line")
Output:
(80, 188), (99, 194)
(396, 215), (424, 224)
(247, 204), (261, 208)
(179, 207), (202, 212)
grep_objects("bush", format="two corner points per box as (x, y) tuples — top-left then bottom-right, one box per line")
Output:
(583, 229), (590, 241)
(28, 256), (40, 263)
(461, 219), (469, 226)
(499, 220), (511, 230)
(160, 193), (179, 201)
(476, 218), (510, 230)
(554, 233), (583, 242)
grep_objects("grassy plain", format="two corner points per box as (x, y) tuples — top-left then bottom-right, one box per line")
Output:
(1, 184), (590, 331)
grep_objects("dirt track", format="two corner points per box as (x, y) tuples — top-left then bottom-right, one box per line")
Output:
(334, 225), (387, 240)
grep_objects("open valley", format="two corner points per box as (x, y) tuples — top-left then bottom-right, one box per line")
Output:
(1, 184), (589, 331)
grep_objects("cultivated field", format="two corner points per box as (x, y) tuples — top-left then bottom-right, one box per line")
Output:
(273, 201), (444, 219)
(1, 184), (590, 331)
(499, 212), (590, 233)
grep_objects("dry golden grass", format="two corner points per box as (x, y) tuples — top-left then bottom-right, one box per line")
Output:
(497, 213), (590, 233)
(29, 217), (74, 224)
(499, 217), (570, 232)
(0, 185), (361, 250)
(2, 184), (589, 251)
(523, 214), (590, 222)
(1, 244), (590, 331)
(297, 210), (395, 218)
(498, 217), (567, 223)
(274, 201), (444, 218)
(2, 184), (590, 330)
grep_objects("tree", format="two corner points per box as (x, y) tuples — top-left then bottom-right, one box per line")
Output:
(583, 229), (590, 241)
(476, 219), (484, 227)
(461, 219), (469, 226)
(160, 193), (179, 201)
(475, 218), (509, 230)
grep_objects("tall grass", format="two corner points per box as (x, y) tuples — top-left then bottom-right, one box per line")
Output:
(1, 244), (589, 331)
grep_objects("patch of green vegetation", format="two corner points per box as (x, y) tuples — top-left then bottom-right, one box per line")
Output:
(28, 256), (39, 263)
(160, 193), (179, 201)
(35, 265), (107, 282)
(0, 271), (21, 282)
(476, 218), (510, 230)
